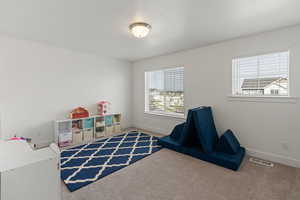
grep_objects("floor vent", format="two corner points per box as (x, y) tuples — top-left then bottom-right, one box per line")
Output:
(249, 157), (274, 167)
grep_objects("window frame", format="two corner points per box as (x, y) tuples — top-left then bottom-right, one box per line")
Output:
(231, 51), (291, 98)
(144, 67), (185, 118)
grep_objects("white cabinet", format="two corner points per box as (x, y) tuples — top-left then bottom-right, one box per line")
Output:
(0, 140), (61, 200)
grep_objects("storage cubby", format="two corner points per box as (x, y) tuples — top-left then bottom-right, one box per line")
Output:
(72, 129), (83, 144)
(105, 125), (113, 136)
(113, 124), (121, 133)
(113, 114), (121, 124)
(72, 120), (83, 129)
(58, 121), (72, 133)
(95, 117), (105, 139)
(105, 115), (113, 126)
(95, 126), (105, 138)
(56, 121), (72, 147)
(83, 118), (94, 129)
(83, 128), (94, 142)
(95, 117), (105, 127)
(83, 118), (94, 141)
(54, 114), (122, 147)
(72, 120), (83, 144)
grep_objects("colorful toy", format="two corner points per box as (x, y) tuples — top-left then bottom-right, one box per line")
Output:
(97, 101), (111, 115)
(69, 107), (89, 119)
(8, 136), (25, 141)
(8, 136), (31, 142)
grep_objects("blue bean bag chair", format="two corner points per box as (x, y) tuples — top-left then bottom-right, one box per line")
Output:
(158, 107), (245, 171)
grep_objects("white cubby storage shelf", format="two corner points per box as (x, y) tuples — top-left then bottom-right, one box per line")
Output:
(54, 114), (122, 148)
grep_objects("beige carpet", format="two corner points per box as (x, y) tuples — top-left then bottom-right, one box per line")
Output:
(62, 147), (300, 200)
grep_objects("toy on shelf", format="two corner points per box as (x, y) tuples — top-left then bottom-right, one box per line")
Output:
(69, 107), (89, 119)
(8, 136), (25, 141)
(97, 101), (111, 115)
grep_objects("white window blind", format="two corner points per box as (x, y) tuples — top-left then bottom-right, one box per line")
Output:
(232, 51), (289, 96)
(145, 67), (184, 115)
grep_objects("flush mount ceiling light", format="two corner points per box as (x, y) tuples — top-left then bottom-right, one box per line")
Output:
(129, 22), (151, 38)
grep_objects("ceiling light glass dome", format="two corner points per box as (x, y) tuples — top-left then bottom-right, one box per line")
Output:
(129, 22), (151, 38)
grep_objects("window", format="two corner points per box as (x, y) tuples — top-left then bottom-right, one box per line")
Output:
(232, 51), (289, 97)
(145, 67), (184, 116)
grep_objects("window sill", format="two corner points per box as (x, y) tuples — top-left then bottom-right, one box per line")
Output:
(227, 95), (298, 103)
(144, 111), (185, 119)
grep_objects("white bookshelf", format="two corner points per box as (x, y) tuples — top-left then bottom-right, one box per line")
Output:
(54, 114), (121, 147)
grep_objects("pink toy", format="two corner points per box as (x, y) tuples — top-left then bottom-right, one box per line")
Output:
(8, 137), (24, 141)
(8, 136), (27, 141)
(97, 101), (111, 115)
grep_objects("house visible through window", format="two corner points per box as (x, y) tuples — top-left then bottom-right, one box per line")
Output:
(271, 89), (279, 95)
(145, 67), (184, 116)
(232, 51), (289, 96)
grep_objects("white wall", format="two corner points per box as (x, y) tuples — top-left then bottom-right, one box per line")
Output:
(0, 35), (132, 144)
(132, 25), (300, 167)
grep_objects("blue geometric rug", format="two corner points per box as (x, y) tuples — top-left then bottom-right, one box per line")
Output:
(60, 132), (162, 192)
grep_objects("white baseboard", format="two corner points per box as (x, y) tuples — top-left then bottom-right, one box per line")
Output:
(132, 123), (170, 135)
(132, 123), (300, 168)
(246, 148), (300, 168)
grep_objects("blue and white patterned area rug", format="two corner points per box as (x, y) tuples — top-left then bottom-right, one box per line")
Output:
(60, 132), (162, 192)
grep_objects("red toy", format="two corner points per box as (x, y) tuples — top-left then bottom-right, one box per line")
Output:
(69, 107), (89, 119)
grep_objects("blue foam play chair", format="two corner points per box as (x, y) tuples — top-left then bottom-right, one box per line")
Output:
(158, 107), (245, 171)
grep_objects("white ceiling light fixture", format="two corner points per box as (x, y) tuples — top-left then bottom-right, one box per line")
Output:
(129, 22), (151, 38)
